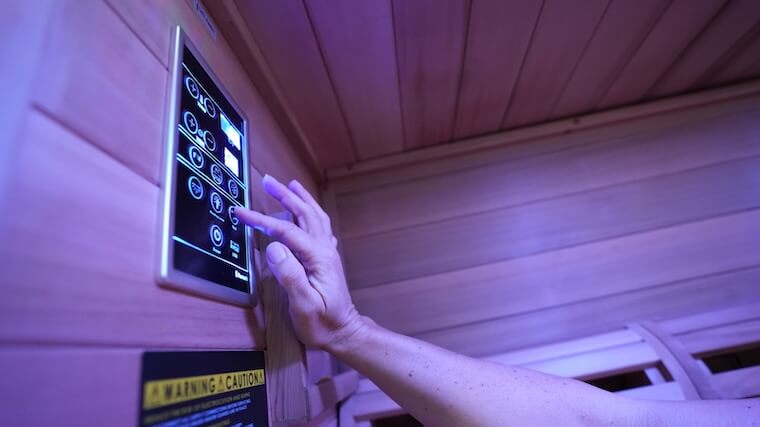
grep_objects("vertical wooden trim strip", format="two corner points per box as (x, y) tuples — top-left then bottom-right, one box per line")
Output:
(261, 211), (310, 426)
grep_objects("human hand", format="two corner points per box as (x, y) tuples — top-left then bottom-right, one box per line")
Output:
(234, 175), (365, 351)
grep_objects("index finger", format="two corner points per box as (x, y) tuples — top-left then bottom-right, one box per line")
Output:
(233, 207), (314, 255)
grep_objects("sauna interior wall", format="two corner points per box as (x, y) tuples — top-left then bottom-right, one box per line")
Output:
(0, 0), (318, 424)
(330, 94), (760, 359)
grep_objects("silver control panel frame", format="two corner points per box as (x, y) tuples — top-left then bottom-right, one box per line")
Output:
(157, 26), (256, 306)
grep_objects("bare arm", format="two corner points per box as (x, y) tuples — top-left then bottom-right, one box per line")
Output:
(235, 175), (759, 427)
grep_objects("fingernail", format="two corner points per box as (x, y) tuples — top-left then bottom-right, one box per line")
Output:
(266, 243), (288, 264)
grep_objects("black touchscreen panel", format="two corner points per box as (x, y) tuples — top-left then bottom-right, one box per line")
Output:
(171, 46), (250, 293)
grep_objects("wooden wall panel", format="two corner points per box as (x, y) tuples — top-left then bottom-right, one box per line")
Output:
(352, 210), (760, 335)
(32, 0), (167, 184)
(1, 0), (321, 423)
(337, 105), (760, 238)
(393, 0), (470, 148)
(0, 348), (142, 425)
(452, 0), (542, 139)
(345, 156), (760, 288)
(647, 0), (760, 99)
(501, 0), (609, 128)
(234, 0), (355, 168)
(329, 94), (760, 357)
(305, 0), (404, 160)
(0, 0), (56, 204)
(0, 110), (266, 349)
(417, 267), (760, 357)
(598, 0), (726, 110)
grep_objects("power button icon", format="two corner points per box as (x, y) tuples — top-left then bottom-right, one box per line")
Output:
(210, 224), (224, 247)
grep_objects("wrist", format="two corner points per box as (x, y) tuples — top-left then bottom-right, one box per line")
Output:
(324, 312), (373, 356)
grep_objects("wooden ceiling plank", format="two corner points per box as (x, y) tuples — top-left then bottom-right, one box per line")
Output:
(234, 0), (355, 168)
(550, 0), (671, 120)
(393, 0), (470, 149)
(704, 26), (760, 86)
(304, 0), (404, 160)
(596, 0), (727, 110)
(647, 0), (760, 99)
(501, 0), (610, 129)
(452, 0), (543, 140)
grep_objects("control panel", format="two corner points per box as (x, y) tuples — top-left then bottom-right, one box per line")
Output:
(158, 27), (255, 305)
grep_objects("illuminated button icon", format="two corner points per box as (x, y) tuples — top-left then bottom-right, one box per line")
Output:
(183, 110), (199, 135)
(188, 145), (204, 169)
(184, 76), (200, 99)
(203, 130), (216, 151)
(204, 97), (217, 118)
(210, 224), (224, 247)
(228, 206), (239, 226)
(228, 180), (239, 198)
(187, 176), (204, 200)
(210, 191), (224, 214)
(230, 240), (240, 253)
(210, 164), (224, 185)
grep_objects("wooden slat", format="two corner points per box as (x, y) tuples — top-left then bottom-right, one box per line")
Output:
(344, 156), (760, 288)
(678, 319), (760, 356)
(337, 106), (760, 239)
(598, 0), (726, 110)
(307, 371), (360, 419)
(353, 210), (760, 335)
(305, 0), (403, 160)
(481, 330), (640, 368)
(107, 0), (319, 190)
(258, 213), (310, 426)
(551, 0), (670, 118)
(521, 342), (658, 380)
(648, 0), (760, 99)
(0, 348), (142, 425)
(415, 267), (760, 358)
(452, 0), (542, 139)
(32, 0), (166, 183)
(662, 302), (760, 335)
(502, 0), (609, 128)
(712, 365), (760, 399)
(352, 391), (406, 422)
(0, 109), (266, 349)
(233, 0), (355, 168)
(392, 0), (470, 148)
(618, 381), (685, 400)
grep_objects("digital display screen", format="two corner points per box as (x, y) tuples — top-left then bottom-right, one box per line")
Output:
(170, 46), (250, 294)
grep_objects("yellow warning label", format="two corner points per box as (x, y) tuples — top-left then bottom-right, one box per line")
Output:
(142, 369), (265, 410)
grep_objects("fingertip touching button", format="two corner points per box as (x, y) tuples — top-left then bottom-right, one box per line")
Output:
(229, 206), (239, 226)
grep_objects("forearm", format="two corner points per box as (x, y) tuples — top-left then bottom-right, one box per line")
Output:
(328, 320), (636, 427)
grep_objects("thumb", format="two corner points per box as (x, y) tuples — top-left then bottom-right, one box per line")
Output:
(265, 242), (317, 308)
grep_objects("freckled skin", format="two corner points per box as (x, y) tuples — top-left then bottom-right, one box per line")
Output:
(236, 175), (760, 427)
